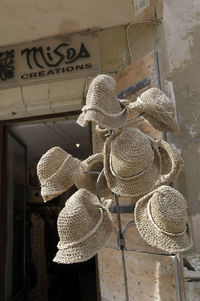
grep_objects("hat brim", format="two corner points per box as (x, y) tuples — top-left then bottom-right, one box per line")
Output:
(53, 209), (113, 264)
(129, 101), (179, 133)
(134, 189), (192, 253)
(77, 105), (128, 129)
(75, 153), (112, 199)
(104, 135), (162, 197)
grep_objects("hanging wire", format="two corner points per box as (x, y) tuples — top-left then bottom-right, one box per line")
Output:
(127, 112), (144, 122)
(126, 20), (161, 64)
(96, 168), (105, 203)
(126, 118), (144, 128)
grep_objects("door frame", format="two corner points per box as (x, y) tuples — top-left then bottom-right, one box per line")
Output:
(0, 125), (6, 301)
(0, 109), (97, 301)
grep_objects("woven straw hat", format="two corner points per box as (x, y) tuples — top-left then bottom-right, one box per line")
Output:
(129, 87), (179, 133)
(77, 75), (128, 129)
(75, 153), (112, 198)
(134, 185), (192, 253)
(104, 128), (183, 197)
(37, 147), (88, 202)
(53, 189), (113, 264)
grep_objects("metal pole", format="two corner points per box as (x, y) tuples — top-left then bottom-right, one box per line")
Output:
(115, 194), (129, 301)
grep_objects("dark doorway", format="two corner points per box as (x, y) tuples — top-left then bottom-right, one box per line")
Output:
(1, 114), (99, 301)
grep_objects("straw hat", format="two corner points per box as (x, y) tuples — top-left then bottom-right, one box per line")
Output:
(75, 153), (112, 198)
(37, 147), (88, 202)
(104, 128), (183, 197)
(129, 87), (179, 133)
(134, 185), (192, 253)
(77, 75), (128, 129)
(53, 189), (114, 264)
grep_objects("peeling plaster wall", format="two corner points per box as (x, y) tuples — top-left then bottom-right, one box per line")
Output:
(102, 1), (200, 254)
(163, 1), (200, 254)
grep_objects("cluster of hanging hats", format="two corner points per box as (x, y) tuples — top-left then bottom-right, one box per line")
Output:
(36, 73), (192, 263)
(37, 146), (115, 263)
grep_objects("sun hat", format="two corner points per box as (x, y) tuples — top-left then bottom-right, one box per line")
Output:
(75, 153), (112, 199)
(53, 189), (114, 264)
(134, 185), (192, 253)
(77, 74), (129, 129)
(37, 147), (88, 202)
(128, 87), (179, 133)
(103, 128), (183, 197)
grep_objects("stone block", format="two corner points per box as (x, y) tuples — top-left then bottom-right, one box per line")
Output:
(0, 87), (27, 120)
(49, 77), (85, 112)
(22, 83), (52, 115)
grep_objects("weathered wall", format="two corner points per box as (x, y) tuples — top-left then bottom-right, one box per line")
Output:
(99, 1), (200, 254)
(163, 0), (200, 254)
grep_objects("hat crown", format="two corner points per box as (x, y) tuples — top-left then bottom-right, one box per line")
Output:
(37, 147), (69, 184)
(86, 75), (124, 114)
(150, 186), (187, 234)
(111, 128), (154, 177)
(57, 189), (102, 245)
(141, 88), (175, 116)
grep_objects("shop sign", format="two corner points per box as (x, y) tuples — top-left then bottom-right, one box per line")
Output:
(0, 32), (100, 88)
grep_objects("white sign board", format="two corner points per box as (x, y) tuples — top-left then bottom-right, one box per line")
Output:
(0, 32), (100, 88)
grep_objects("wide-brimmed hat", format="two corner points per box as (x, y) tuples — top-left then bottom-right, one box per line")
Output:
(75, 153), (112, 198)
(77, 75), (129, 129)
(134, 185), (192, 253)
(53, 189), (113, 264)
(104, 128), (183, 197)
(129, 87), (179, 133)
(37, 147), (88, 202)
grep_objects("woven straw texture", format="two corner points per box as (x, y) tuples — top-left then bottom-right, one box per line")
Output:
(104, 128), (183, 197)
(95, 124), (110, 142)
(129, 87), (179, 133)
(77, 75), (128, 129)
(37, 147), (88, 202)
(134, 185), (192, 253)
(53, 189), (113, 264)
(157, 140), (184, 185)
(75, 153), (112, 199)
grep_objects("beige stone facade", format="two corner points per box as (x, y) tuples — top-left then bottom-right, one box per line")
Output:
(1, 0), (200, 299)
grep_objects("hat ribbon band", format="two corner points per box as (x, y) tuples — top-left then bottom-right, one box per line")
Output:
(57, 208), (104, 249)
(82, 104), (127, 118)
(109, 151), (154, 180)
(147, 199), (186, 237)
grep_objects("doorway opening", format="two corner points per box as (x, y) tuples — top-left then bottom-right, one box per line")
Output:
(2, 113), (99, 301)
